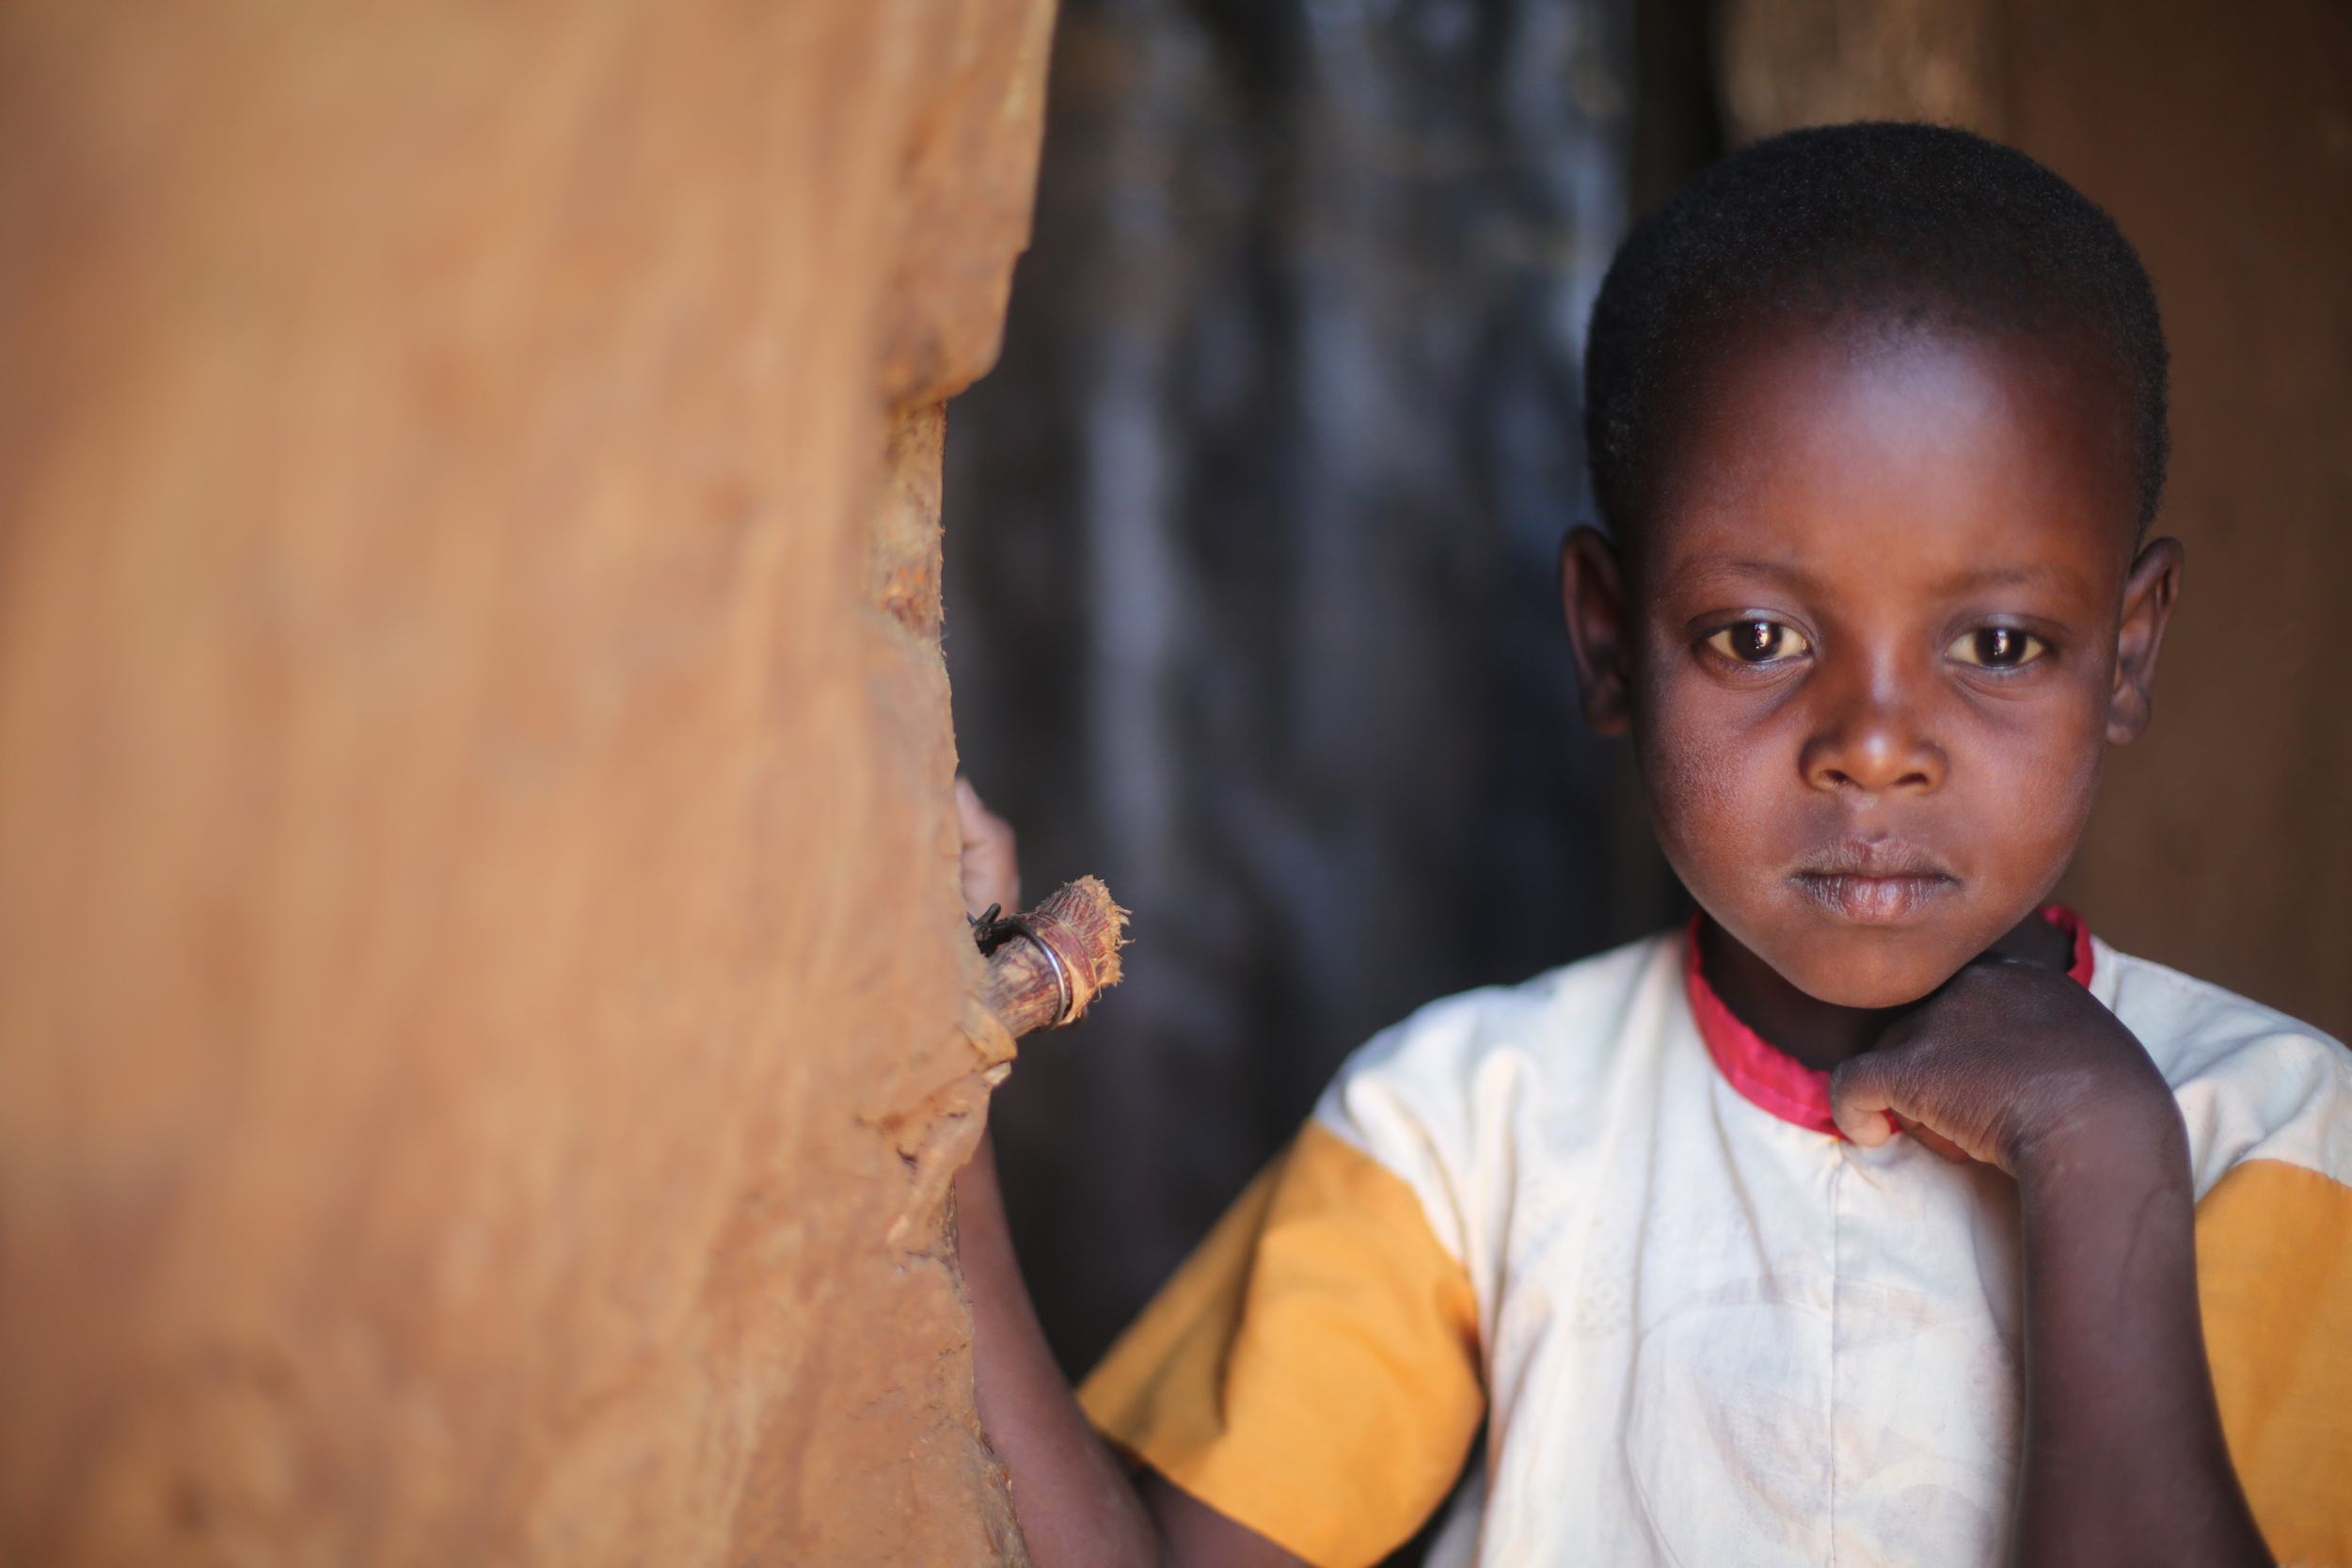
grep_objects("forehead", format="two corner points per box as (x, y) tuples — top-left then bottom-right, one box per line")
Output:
(1641, 321), (2137, 600)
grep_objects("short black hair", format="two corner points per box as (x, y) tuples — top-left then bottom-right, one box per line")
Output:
(1584, 122), (2169, 543)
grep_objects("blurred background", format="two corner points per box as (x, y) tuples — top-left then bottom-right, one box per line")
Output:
(944, 0), (2352, 1396)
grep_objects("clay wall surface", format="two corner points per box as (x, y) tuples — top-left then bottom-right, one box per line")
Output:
(1719, 0), (2352, 1040)
(0, 0), (1051, 1562)
(2010, 0), (2352, 1045)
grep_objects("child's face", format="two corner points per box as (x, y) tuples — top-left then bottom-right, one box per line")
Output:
(1566, 322), (2182, 1009)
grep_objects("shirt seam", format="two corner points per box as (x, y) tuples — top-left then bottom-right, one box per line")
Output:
(1827, 1153), (1841, 1568)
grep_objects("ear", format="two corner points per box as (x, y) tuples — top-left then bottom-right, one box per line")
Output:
(1562, 526), (1633, 736)
(2106, 535), (2184, 746)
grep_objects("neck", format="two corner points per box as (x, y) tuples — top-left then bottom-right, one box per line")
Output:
(1698, 908), (2074, 1073)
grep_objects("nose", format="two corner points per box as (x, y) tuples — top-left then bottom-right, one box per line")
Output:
(1799, 676), (1946, 795)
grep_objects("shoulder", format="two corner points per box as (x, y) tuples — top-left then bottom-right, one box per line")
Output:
(1308, 933), (1682, 1246)
(1321, 931), (1678, 1121)
(2096, 941), (2352, 1194)
(2120, 948), (2352, 1561)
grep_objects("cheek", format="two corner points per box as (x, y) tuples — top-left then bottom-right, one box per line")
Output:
(1978, 692), (2107, 881)
(1629, 653), (1778, 877)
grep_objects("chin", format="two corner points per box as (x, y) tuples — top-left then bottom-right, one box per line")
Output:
(1771, 928), (1976, 1011)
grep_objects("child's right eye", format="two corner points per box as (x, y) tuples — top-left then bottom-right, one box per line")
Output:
(1705, 620), (1812, 665)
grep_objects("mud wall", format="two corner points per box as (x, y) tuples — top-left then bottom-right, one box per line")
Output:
(0, 1), (1052, 1561)
(1719, 0), (2352, 1040)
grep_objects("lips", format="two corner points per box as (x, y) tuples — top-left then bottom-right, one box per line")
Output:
(1788, 840), (1959, 925)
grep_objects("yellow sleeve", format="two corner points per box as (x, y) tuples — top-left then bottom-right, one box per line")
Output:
(2197, 1157), (2352, 1568)
(1077, 1119), (1486, 1568)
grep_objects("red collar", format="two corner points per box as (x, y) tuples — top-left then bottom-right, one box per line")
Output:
(1683, 905), (2095, 1139)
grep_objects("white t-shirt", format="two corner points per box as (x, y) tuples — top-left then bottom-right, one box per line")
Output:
(1080, 919), (2352, 1568)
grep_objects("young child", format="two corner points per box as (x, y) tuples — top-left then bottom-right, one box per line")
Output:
(951, 123), (2352, 1568)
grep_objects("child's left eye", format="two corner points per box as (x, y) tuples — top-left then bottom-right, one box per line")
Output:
(1947, 626), (2049, 668)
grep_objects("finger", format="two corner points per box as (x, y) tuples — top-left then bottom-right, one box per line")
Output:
(954, 777), (1021, 917)
(1829, 1054), (1900, 1147)
(1893, 1113), (1974, 1164)
(954, 776), (993, 846)
(1836, 1046), (2010, 1165)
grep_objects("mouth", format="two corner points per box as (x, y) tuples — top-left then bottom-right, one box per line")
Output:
(1788, 841), (1960, 926)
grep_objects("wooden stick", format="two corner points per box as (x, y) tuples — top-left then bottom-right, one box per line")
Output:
(974, 877), (1128, 1039)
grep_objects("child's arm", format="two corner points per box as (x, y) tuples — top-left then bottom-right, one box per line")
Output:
(1830, 960), (2272, 1568)
(953, 1136), (1162, 1565)
(953, 784), (1310, 1568)
(954, 1141), (1308, 1568)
